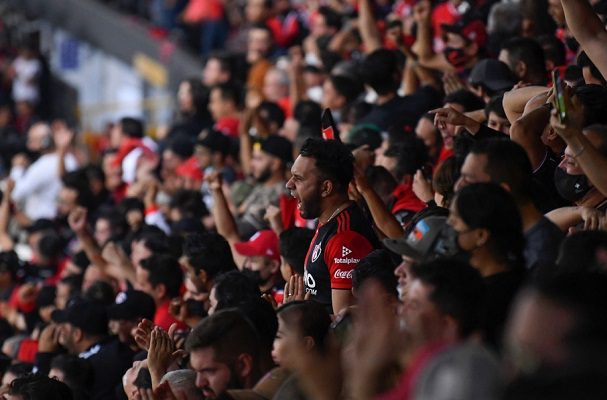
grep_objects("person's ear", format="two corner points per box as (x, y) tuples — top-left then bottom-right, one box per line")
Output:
(466, 42), (478, 56)
(154, 283), (167, 300)
(74, 327), (84, 343)
(235, 353), (254, 379)
(441, 315), (459, 341)
(321, 180), (334, 198)
(197, 269), (208, 285)
(475, 228), (490, 248)
(302, 336), (316, 352)
(515, 61), (527, 79)
(270, 259), (280, 275)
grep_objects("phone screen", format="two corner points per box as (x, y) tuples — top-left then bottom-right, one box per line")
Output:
(553, 69), (568, 124)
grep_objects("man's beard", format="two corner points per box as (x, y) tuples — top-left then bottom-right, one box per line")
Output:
(255, 166), (273, 183)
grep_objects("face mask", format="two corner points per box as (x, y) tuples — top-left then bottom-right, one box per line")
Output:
(444, 47), (468, 69)
(241, 268), (270, 286)
(432, 224), (471, 263)
(184, 299), (206, 317)
(554, 167), (591, 202)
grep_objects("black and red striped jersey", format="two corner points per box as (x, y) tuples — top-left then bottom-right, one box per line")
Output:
(304, 203), (380, 309)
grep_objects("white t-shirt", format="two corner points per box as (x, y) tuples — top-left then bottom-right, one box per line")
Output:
(11, 152), (78, 220)
(12, 56), (42, 104)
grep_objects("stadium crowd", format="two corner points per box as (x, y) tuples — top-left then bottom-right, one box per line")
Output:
(2, 0), (607, 398)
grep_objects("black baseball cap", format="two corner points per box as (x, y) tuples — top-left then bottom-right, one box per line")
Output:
(383, 216), (447, 261)
(256, 135), (293, 164)
(107, 290), (156, 321)
(51, 297), (109, 336)
(469, 59), (516, 93)
(197, 129), (231, 156)
(25, 218), (55, 234)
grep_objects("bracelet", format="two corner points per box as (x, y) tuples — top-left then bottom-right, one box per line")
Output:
(571, 145), (586, 158)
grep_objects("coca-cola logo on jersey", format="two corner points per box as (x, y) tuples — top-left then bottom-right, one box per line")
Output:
(333, 269), (353, 279)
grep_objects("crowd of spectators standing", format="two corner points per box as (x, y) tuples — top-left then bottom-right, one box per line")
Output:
(4, 0), (607, 399)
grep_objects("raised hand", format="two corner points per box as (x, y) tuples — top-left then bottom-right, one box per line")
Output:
(133, 319), (155, 351)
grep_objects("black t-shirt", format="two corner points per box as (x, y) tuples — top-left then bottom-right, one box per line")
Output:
(360, 86), (441, 131)
(483, 269), (526, 351)
(525, 216), (564, 274)
(304, 203), (379, 309)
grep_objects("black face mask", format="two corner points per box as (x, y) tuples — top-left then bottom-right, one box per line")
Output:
(432, 225), (471, 264)
(241, 268), (270, 286)
(444, 47), (468, 69)
(184, 298), (207, 318)
(554, 167), (591, 203)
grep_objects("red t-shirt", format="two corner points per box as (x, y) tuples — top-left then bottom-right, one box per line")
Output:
(154, 301), (188, 331)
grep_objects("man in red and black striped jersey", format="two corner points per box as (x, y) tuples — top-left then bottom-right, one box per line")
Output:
(286, 138), (380, 314)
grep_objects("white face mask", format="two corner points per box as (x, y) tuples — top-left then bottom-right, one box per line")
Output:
(307, 86), (324, 104)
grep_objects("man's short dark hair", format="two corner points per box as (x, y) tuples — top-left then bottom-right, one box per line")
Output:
(444, 89), (485, 112)
(211, 83), (243, 109)
(329, 75), (363, 104)
(206, 51), (234, 77)
(537, 34), (566, 68)
(183, 232), (238, 279)
(455, 183), (525, 269)
(352, 249), (398, 298)
(258, 101), (286, 129)
(469, 138), (534, 203)
(411, 258), (486, 338)
(9, 374), (73, 400)
(185, 309), (261, 366)
(120, 117), (144, 138)
(501, 37), (546, 78)
(140, 254), (183, 298)
(50, 354), (94, 398)
(577, 51), (607, 85)
(484, 94), (507, 119)
(359, 49), (402, 96)
(277, 301), (331, 351)
(318, 6), (342, 31)
(293, 101), (322, 129)
(169, 189), (208, 219)
(212, 271), (261, 311)
(279, 228), (315, 275)
(530, 272), (607, 343)
(299, 138), (354, 191)
(384, 136), (429, 181)
(573, 85), (607, 127)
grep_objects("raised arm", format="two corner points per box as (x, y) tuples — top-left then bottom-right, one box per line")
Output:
(358, 0), (382, 54)
(510, 104), (551, 170)
(561, 0), (607, 78)
(207, 172), (246, 267)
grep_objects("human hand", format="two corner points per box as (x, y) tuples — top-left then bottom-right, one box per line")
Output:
(261, 293), (278, 310)
(52, 121), (74, 151)
(549, 84), (585, 141)
(412, 0), (431, 24)
(283, 274), (309, 304)
(205, 171), (223, 191)
(412, 169), (433, 203)
(4, 179), (15, 197)
(134, 319), (155, 351)
(68, 206), (88, 235)
(580, 207), (606, 231)
(148, 326), (187, 388)
(264, 205), (283, 234)
(442, 72), (466, 95)
(38, 323), (61, 353)
(429, 107), (470, 131)
(352, 144), (374, 172)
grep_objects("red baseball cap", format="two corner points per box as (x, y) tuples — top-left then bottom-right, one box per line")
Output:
(234, 230), (280, 261)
